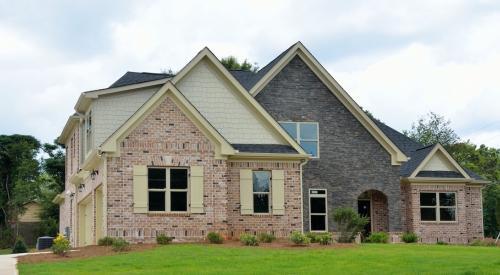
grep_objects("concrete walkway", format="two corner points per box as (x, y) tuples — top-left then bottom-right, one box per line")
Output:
(0, 253), (22, 275)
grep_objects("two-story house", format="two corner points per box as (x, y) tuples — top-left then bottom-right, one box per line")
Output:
(55, 42), (486, 246)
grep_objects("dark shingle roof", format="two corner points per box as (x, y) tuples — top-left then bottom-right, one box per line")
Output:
(230, 44), (295, 91)
(373, 119), (423, 155)
(232, 144), (298, 154)
(400, 145), (435, 177)
(109, 72), (173, 88)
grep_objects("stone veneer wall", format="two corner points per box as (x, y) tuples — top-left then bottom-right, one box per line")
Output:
(405, 183), (484, 244)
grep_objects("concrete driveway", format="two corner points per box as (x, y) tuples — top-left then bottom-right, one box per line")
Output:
(0, 253), (21, 275)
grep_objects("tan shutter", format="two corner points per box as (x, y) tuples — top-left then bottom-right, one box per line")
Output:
(272, 170), (285, 215)
(240, 169), (253, 215)
(190, 166), (204, 213)
(133, 165), (148, 213)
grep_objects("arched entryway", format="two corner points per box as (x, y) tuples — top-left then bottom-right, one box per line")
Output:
(357, 190), (389, 236)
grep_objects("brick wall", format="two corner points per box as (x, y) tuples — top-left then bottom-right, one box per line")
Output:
(404, 183), (484, 244)
(371, 191), (389, 232)
(255, 56), (403, 231)
(226, 161), (302, 238)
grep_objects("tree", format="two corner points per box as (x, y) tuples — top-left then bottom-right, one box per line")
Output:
(403, 112), (460, 147)
(0, 135), (41, 245)
(220, 56), (259, 72)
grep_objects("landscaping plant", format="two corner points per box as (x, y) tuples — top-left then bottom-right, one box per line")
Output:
(240, 233), (259, 246)
(332, 207), (369, 243)
(305, 232), (320, 243)
(289, 231), (310, 246)
(97, 236), (116, 246)
(112, 238), (130, 252)
(317, 233), (333, 245)
(258, 232), (276, 243)
(51, 234), (71, 256)
(12, 238), (28, 254)
(207, 232), (223, 244)
(366, 232), (389, 243)
(402, 232), (418, 243)
(156, 234), (174, 245)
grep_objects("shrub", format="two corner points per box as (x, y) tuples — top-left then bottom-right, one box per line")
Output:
(12, 238), (28, 254)
(402, 232), (418, 243)
(305, 232), (320, 243)
(317, 233), (333, 245)
(98, 236), (116, 246)
(470, 239), (482, 246)
(332, 207), (369, 243)
(0, 228), (15, 249)
(366, 232), (389, 243)
(258, 232), (276, 243)
(436, 241), (448, 245)
(207, 232), (223, 244)
(240, 233), (259, 246)
(112, 238), (130, 252)
(156, 234), (174, 245)
(51, 234), (70, 256)
(289, 231), (310, 246)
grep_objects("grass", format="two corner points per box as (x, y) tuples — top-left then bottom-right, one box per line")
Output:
(19, 244), (500, 275)
(0, 248), (12, 255)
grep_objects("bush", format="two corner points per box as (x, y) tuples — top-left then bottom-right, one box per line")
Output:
(436, 241), (448, 245)
(112, 238), (130, 252)
(258, 232), (276, 243)
(12, 238), (28, 254)
(305, 232), (320, 243)
(98, 236), (116, 246)
(240, 233), (259, 246)
(366, 232), (389, 243)
(289, 231), (310, 246)
(207, 232), (223, 244)
(317, 233), (333, 245)
(332, 207), (369, 243)
(156, 234), (173, 245)
(51, 234), (70, 256)
(402, 232), (418, 243)
(0, 228), (15, 249)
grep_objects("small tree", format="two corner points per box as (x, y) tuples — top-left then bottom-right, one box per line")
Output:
(220, 56), (258, 72)
(332, 207), (368, 243)
(403, 112), (459, 147)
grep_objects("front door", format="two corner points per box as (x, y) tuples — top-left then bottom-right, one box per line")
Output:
(357, 199), (371, 236)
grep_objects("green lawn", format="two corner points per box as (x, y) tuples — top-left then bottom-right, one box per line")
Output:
(19, 244), (500, 275)
(0, 248), (11, 255)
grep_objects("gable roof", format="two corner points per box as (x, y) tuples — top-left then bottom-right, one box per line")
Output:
(100, 81), (236, 159)
(170, 47), (308, 156)
(244, 42), (407, 165)
(109, 72), (173, 88)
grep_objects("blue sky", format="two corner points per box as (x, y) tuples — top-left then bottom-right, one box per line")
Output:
(1, 0), (500, 147)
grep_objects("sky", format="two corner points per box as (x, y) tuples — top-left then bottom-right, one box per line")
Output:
(1, 0), (500, 147)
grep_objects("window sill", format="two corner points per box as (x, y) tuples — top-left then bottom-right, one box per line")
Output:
(147, 212), (190, 217)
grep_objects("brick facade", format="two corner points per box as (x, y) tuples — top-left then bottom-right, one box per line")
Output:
(255, 56), (403, 232)
(403, 183), (484, 244)
(104, 96), (302, 243)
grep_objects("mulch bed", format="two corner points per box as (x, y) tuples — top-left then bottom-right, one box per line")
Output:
(18, 241), (355, 264)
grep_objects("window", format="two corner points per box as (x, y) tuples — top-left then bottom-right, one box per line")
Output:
(85, 111), (93, 153)
(148, 168), (189, 212)
(309, 189), (327, 231)
(420, 192), (456, 222)
(252, 171), (271, 213)
(280, 122), (319, 157)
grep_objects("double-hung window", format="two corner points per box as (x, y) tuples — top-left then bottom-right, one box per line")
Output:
(252, 171), (271, 213)
(85, 111), (92, 153)
(420, 192), (456, 222)
(148, 168), (189, 212)
(280, 122), (319, 157)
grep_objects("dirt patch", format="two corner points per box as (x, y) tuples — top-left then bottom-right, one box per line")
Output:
(17, 244), (157, 264)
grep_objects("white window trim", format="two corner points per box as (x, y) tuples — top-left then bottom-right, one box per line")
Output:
(147, 167), (190, 213)
(252, 170), (272, 214)
(420, 192), (457, 223)
(279, 121), (320, 158)
(309, 188), (328, 232)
